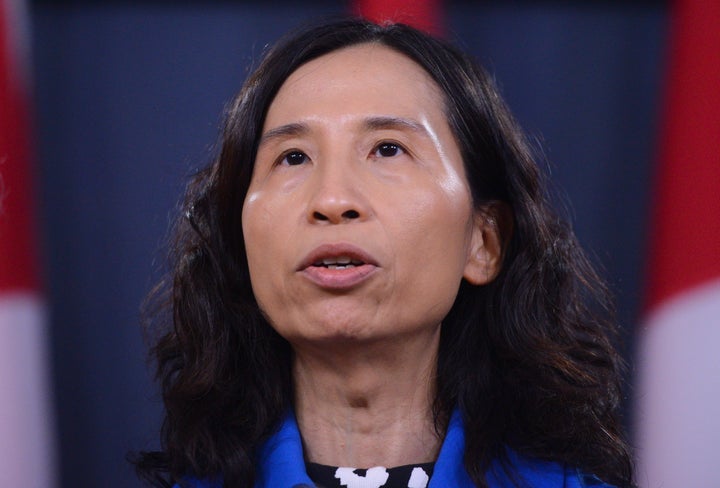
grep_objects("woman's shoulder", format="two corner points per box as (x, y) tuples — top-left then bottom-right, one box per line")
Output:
(489, 448), (616, 488)
(570, 470), (617, 488)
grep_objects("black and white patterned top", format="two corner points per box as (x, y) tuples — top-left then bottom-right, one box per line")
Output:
(306, 462), (435, 488)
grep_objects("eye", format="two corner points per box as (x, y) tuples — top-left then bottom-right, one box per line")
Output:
(372, 142), (405, 158)
(279, 150), (309, 166)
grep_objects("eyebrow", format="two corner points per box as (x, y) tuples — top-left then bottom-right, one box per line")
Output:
(258, 122), (309, 146)
(362, 116), (430, 138)
(258, 116), (431, 146)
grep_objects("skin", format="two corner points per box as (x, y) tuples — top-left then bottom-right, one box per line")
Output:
(242, 44), (502, 468)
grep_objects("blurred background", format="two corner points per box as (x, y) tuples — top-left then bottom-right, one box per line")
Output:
(3, 0), (718, 487)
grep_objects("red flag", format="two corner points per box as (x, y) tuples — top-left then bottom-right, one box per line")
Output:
(0, 0), (56, 485)
(0, 0), (38, 291)
(636, 0), (720, 486)
(351, 0), (444, 36)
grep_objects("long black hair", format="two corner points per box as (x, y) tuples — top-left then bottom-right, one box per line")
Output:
(134, 18), (634, 488)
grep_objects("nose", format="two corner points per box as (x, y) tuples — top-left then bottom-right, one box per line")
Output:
(306, 157), (369, 224)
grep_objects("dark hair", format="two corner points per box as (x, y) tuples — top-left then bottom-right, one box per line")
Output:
(134, 17), (633, 488)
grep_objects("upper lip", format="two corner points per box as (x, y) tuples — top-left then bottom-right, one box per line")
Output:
(298, 243), (379, 270)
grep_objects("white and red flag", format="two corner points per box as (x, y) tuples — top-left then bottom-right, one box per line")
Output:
(0, 0), (56, 485)
(636, 0), (720, 486)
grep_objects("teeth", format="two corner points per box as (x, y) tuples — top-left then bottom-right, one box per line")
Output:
(325, 264), (356, 270)
(322, 256), (362, 266)
(312, 256), (365, 269)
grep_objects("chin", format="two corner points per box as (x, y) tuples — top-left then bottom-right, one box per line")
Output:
(296, 318), (381, 344)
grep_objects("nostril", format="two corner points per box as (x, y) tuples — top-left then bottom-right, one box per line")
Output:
(311, 209), (360, 222)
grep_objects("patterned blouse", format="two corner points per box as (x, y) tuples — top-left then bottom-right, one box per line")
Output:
(306, 462), (435, 488)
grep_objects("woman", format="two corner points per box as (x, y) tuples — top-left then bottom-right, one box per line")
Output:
(135, 18), (634, 488)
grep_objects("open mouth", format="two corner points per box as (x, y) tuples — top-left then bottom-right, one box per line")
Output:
(300, 245), (377, 289)
(312, 256), (365, 270)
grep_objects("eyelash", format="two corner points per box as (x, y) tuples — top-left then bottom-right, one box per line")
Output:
(275, 141), (407, 167)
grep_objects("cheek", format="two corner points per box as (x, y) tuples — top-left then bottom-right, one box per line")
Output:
(389, 185), (474, 292)
(241, 191), (265, 267)
(241, 192), (284, 307)
(386, 197), (473, 331)
(243, 189), (292, 255)
(405, 185), (473, 251)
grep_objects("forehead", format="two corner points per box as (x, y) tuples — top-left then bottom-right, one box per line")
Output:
(264, 43), (446, 128)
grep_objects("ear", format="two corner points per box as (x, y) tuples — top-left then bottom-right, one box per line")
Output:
(463, 202), (512, 285)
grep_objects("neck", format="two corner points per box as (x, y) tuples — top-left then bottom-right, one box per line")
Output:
(292, 329), (444, 468)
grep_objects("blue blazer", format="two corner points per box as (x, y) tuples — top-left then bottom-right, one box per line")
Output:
(178, 409), (613, 488)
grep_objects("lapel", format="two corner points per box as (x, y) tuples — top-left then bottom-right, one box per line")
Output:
(254, 412), (315, 488)
(254, 409), (570, 488)
(427, 409), (474, 488)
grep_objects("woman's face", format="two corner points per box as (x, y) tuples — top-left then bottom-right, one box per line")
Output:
(242, 44), (492, 348)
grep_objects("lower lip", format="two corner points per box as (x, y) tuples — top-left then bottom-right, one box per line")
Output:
(301, 264), (378, 290)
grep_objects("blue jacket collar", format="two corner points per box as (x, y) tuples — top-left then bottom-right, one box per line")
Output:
(254, 412), (314, 488)
(252, 409), (591, 488)
(252, 411), (475, 487)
